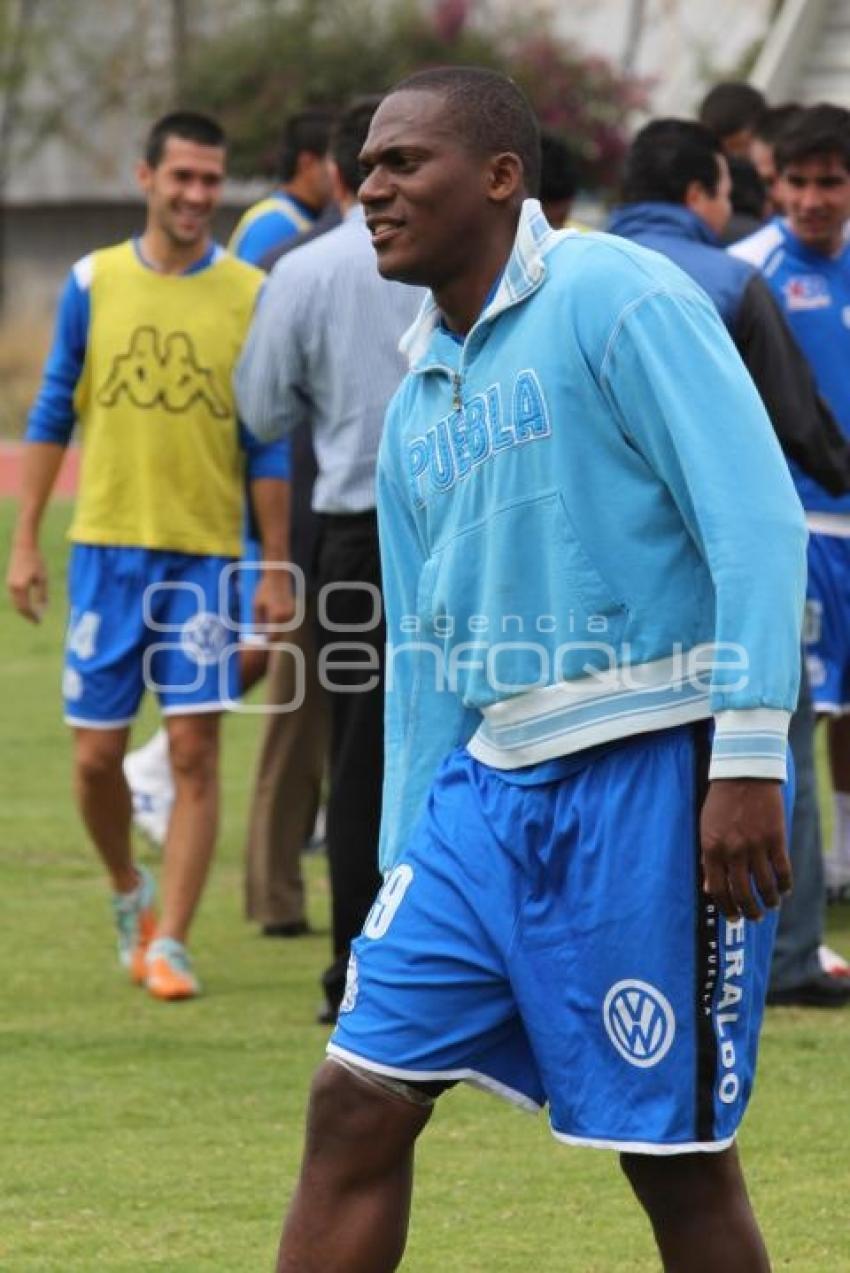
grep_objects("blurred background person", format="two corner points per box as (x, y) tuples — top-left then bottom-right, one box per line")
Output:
(229, 107), (336, 265)
(235, 97), (425, 1023)
(722, 155), (770, 243)
(749, 103), (804, 216)
(610, 116), (850, 1007)
(698, 79), (766, 159)
(6, 111), (291, 1001)
(538, 129), (580, 229)
(124, 108), (336, 856)
(732, 105), (850, 910)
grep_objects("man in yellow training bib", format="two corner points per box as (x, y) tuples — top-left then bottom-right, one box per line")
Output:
(6, 111), (292, 1001)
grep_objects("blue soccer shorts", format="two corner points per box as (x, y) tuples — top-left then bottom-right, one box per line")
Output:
(63, 544), (240, 727)
(330, 724), (793, 1155)
(804, 532), (850, 714)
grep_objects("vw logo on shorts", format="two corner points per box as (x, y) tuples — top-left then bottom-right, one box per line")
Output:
(603, 980), (676, 1069)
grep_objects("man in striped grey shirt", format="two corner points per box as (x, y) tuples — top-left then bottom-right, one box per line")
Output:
(236, 96), (425, 1022)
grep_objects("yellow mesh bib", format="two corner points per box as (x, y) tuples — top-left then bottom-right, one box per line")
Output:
(70, 241), (262, 556)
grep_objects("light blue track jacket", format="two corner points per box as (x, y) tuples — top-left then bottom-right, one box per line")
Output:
(376, 200), (807, 871)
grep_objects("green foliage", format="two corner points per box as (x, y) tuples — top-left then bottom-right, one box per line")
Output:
(183, 0), (647, 192)
(183, 0), (501, 178)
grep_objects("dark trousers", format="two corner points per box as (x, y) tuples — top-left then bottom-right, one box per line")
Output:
(314, 511), (384, 1010)
(770, 656), (826, 991)
(243, 600), (328, 926)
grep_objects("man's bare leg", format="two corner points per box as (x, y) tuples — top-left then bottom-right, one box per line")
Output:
(277, 1060), (431, 1273)
(157, 712), (221, 943)
(621, 1145), (770, 1272)
(73, 725), (135, 892)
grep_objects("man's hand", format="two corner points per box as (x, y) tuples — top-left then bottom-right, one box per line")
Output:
(700, 778), (792, 921)
(252, 566), (295, 633)
(6, 541), (48, 623)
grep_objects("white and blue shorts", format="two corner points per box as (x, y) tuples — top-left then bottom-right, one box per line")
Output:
(63, 544), (240, 727)
(330, 725), (792, 1155)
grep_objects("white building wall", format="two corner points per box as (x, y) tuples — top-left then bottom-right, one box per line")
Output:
(542, 0), (775, 116)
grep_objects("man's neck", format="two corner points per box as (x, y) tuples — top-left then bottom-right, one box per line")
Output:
(786, 219), (845, 259)
(281, 178), (319, 213)
(435, 218), (518, 336)
(138, 227), (212, 275)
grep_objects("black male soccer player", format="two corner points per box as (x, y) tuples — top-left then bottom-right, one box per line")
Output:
(275, 68), (806, 1272)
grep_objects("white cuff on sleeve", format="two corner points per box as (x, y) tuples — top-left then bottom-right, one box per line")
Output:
(709, 708), (791, 781)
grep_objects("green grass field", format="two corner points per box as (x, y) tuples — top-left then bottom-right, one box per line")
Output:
(1, 501), (849, 1272)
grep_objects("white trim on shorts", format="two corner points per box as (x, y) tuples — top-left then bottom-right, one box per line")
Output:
(551, 1129), (735, 1156)
(65, 715), (136, 729)
(161, 701), (230, 717)
(326, 1043), (542, 1114)
(805, 513), (850, 538)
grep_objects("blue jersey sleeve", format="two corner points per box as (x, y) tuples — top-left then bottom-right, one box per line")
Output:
(239, 423), (291, 481)
(233, 212), (298, 266)
(26, 268), (90, 444)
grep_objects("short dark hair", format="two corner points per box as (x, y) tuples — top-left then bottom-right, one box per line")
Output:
(332, 96), (383, 194)
(698, 81), (765, 140)
(727, 156), (767, 220)
(539, 130), (579, 204)
(391, 65), (541, 196)
(753, 103), (803, 147)
(774, 103), (850, 173)
(621, 118), (723, 205)
(144, 111), (225, 167)
(279, 107), (336, 181)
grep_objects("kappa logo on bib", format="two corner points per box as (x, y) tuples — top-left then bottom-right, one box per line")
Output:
(97, 326), (229, 418)
(603, 980), (676, 1068)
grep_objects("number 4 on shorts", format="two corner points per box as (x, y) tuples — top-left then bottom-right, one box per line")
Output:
(67, 610), (101, 660)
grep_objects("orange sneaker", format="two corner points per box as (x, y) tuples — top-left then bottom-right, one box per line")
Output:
(112, 866), (157, 984)
(145, 938), (200, 1000)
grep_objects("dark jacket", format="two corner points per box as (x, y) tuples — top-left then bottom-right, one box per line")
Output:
(608, 201), (850, 495)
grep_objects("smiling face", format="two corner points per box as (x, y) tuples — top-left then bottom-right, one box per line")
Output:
(358, 89), (516, 290)
(777, 151), (850, 255)
(137, 135), (225, 250)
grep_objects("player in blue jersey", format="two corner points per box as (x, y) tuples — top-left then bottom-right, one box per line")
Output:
(123, 108), (335, 849)
(6, 112), (292, 1000)
(732, 105), (850, 898)
(273, 68), (806, 1272)
(229, 108), (335, 265)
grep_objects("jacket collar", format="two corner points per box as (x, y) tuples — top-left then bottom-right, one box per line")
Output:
(400, 198), (560, 369)
(607, 201), (720, 248)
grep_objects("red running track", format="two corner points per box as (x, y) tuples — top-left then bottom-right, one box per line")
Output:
(0, 442), (79, 498)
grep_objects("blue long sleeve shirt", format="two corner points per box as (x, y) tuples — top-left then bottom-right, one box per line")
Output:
(376, 200), (806, 869)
